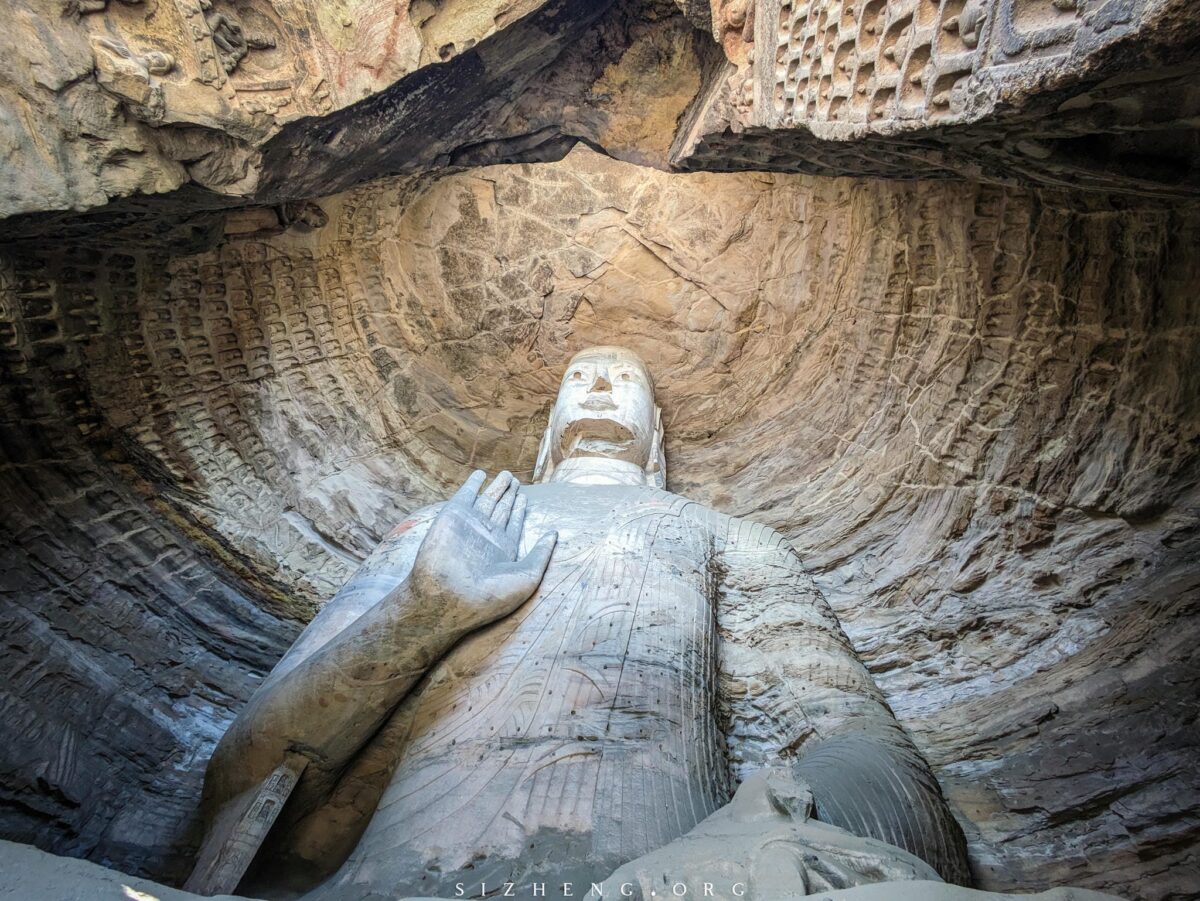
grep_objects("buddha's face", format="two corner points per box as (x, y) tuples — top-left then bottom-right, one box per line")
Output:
(547, 347), (656, 469)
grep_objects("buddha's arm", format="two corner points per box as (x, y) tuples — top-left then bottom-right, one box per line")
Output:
(196, 472), (557, 846)
(201, 546), (466, 810)
(716, 515), (970, 885)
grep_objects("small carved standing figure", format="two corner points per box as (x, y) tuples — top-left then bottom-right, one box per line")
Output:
(199, 0), (276, 74)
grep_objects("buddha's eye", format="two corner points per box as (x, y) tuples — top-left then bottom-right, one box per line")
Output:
(571, 371), (583, 380)
(618, 372), (631, 382)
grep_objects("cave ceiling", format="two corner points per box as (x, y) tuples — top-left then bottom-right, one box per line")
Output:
(0, 2), (1198, 901)
(1, 0), (1199, 251)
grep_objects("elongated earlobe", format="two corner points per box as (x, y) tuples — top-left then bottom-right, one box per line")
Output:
(646, 406), (667, 489)
(532, 417), (554, 484)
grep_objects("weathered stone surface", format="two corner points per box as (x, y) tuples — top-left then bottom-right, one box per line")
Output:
(0, 836), (1125, 901)
(0, 0), (710, 236)
(0, 837), (264, 901)
(0, 248), (299, 881)
(4, 0), (1199, 253)
(1, 149), (1197, 897)
(186, 350), (966, 898)
(674, 0), (1200, 195)
(2, 0), (1199, 897)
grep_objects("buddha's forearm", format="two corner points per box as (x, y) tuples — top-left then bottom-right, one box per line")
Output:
(208, 579), (466, 795)
(716, 514), (970, 883)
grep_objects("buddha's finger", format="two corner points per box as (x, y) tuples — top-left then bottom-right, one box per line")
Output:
(450, 469), (486, 507)
(475, 470), (514, 516)
(505, 494), (528, 545)
(479, 531), (556, 610)
(490, 480), (518, 530)
(517, 530), (557, 580)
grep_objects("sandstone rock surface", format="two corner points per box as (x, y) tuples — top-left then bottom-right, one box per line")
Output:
(675, 0), (1200, 196)
(0, 837), (1125, 901)
(3, 0), (1198, 248)
(1, 148), (1197, 898)
(2, 0), (1199, 897)
(0, 0), (705, 231)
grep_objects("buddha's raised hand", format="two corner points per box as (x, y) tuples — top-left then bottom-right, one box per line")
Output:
(407, 470), (557, 632)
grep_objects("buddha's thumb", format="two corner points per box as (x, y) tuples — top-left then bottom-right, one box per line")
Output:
(521, 530), (558, 580)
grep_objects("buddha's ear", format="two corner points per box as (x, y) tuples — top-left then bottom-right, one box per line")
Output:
(646, 405), (667, 489)
(532, 417), (554, 484)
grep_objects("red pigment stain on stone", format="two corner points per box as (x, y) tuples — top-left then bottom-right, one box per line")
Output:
(388, 518), (419, 537)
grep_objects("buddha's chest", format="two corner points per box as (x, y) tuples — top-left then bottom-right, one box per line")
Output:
(348, 491), (732, 894)
(406, 496), (721, 749)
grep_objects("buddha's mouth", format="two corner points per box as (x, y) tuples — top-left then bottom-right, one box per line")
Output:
(580, 395), (618, 412)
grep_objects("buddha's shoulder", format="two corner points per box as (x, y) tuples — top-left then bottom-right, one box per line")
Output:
(517, 485), (793, 555)
(520, 482), (733, 526)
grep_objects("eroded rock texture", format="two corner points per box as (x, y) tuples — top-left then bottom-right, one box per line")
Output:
(0, 0), (704, 230)
(5, 0), (1199, 256)
(1, 149), (1197, 897)
(0, 254), (299, 878)
(677, 0), (1200, 195)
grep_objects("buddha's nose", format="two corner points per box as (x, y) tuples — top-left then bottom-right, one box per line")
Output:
(589, 372), (612, 393)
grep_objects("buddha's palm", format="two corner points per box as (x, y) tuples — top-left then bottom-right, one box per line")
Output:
(408, 470), (557, 632)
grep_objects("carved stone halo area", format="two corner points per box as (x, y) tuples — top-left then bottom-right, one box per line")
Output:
(0, 2), (1197, 901)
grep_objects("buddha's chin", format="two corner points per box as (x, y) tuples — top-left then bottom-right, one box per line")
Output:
(571, 440), (634, 459)
(557, 417), (645, 464)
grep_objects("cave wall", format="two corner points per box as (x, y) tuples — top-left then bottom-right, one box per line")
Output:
(0, 254), (298, 878)
(1, 148), (1197, 897)
(5, 0), (1198, 257)
(0, 0), (706, 234)
(678, 0), (1200, 194)
(0, 0), (622, 219)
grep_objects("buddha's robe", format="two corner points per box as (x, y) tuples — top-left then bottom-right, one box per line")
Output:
(239, 484), (966, 899)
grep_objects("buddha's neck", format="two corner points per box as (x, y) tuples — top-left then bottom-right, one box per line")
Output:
(549, 456), (649, 486)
